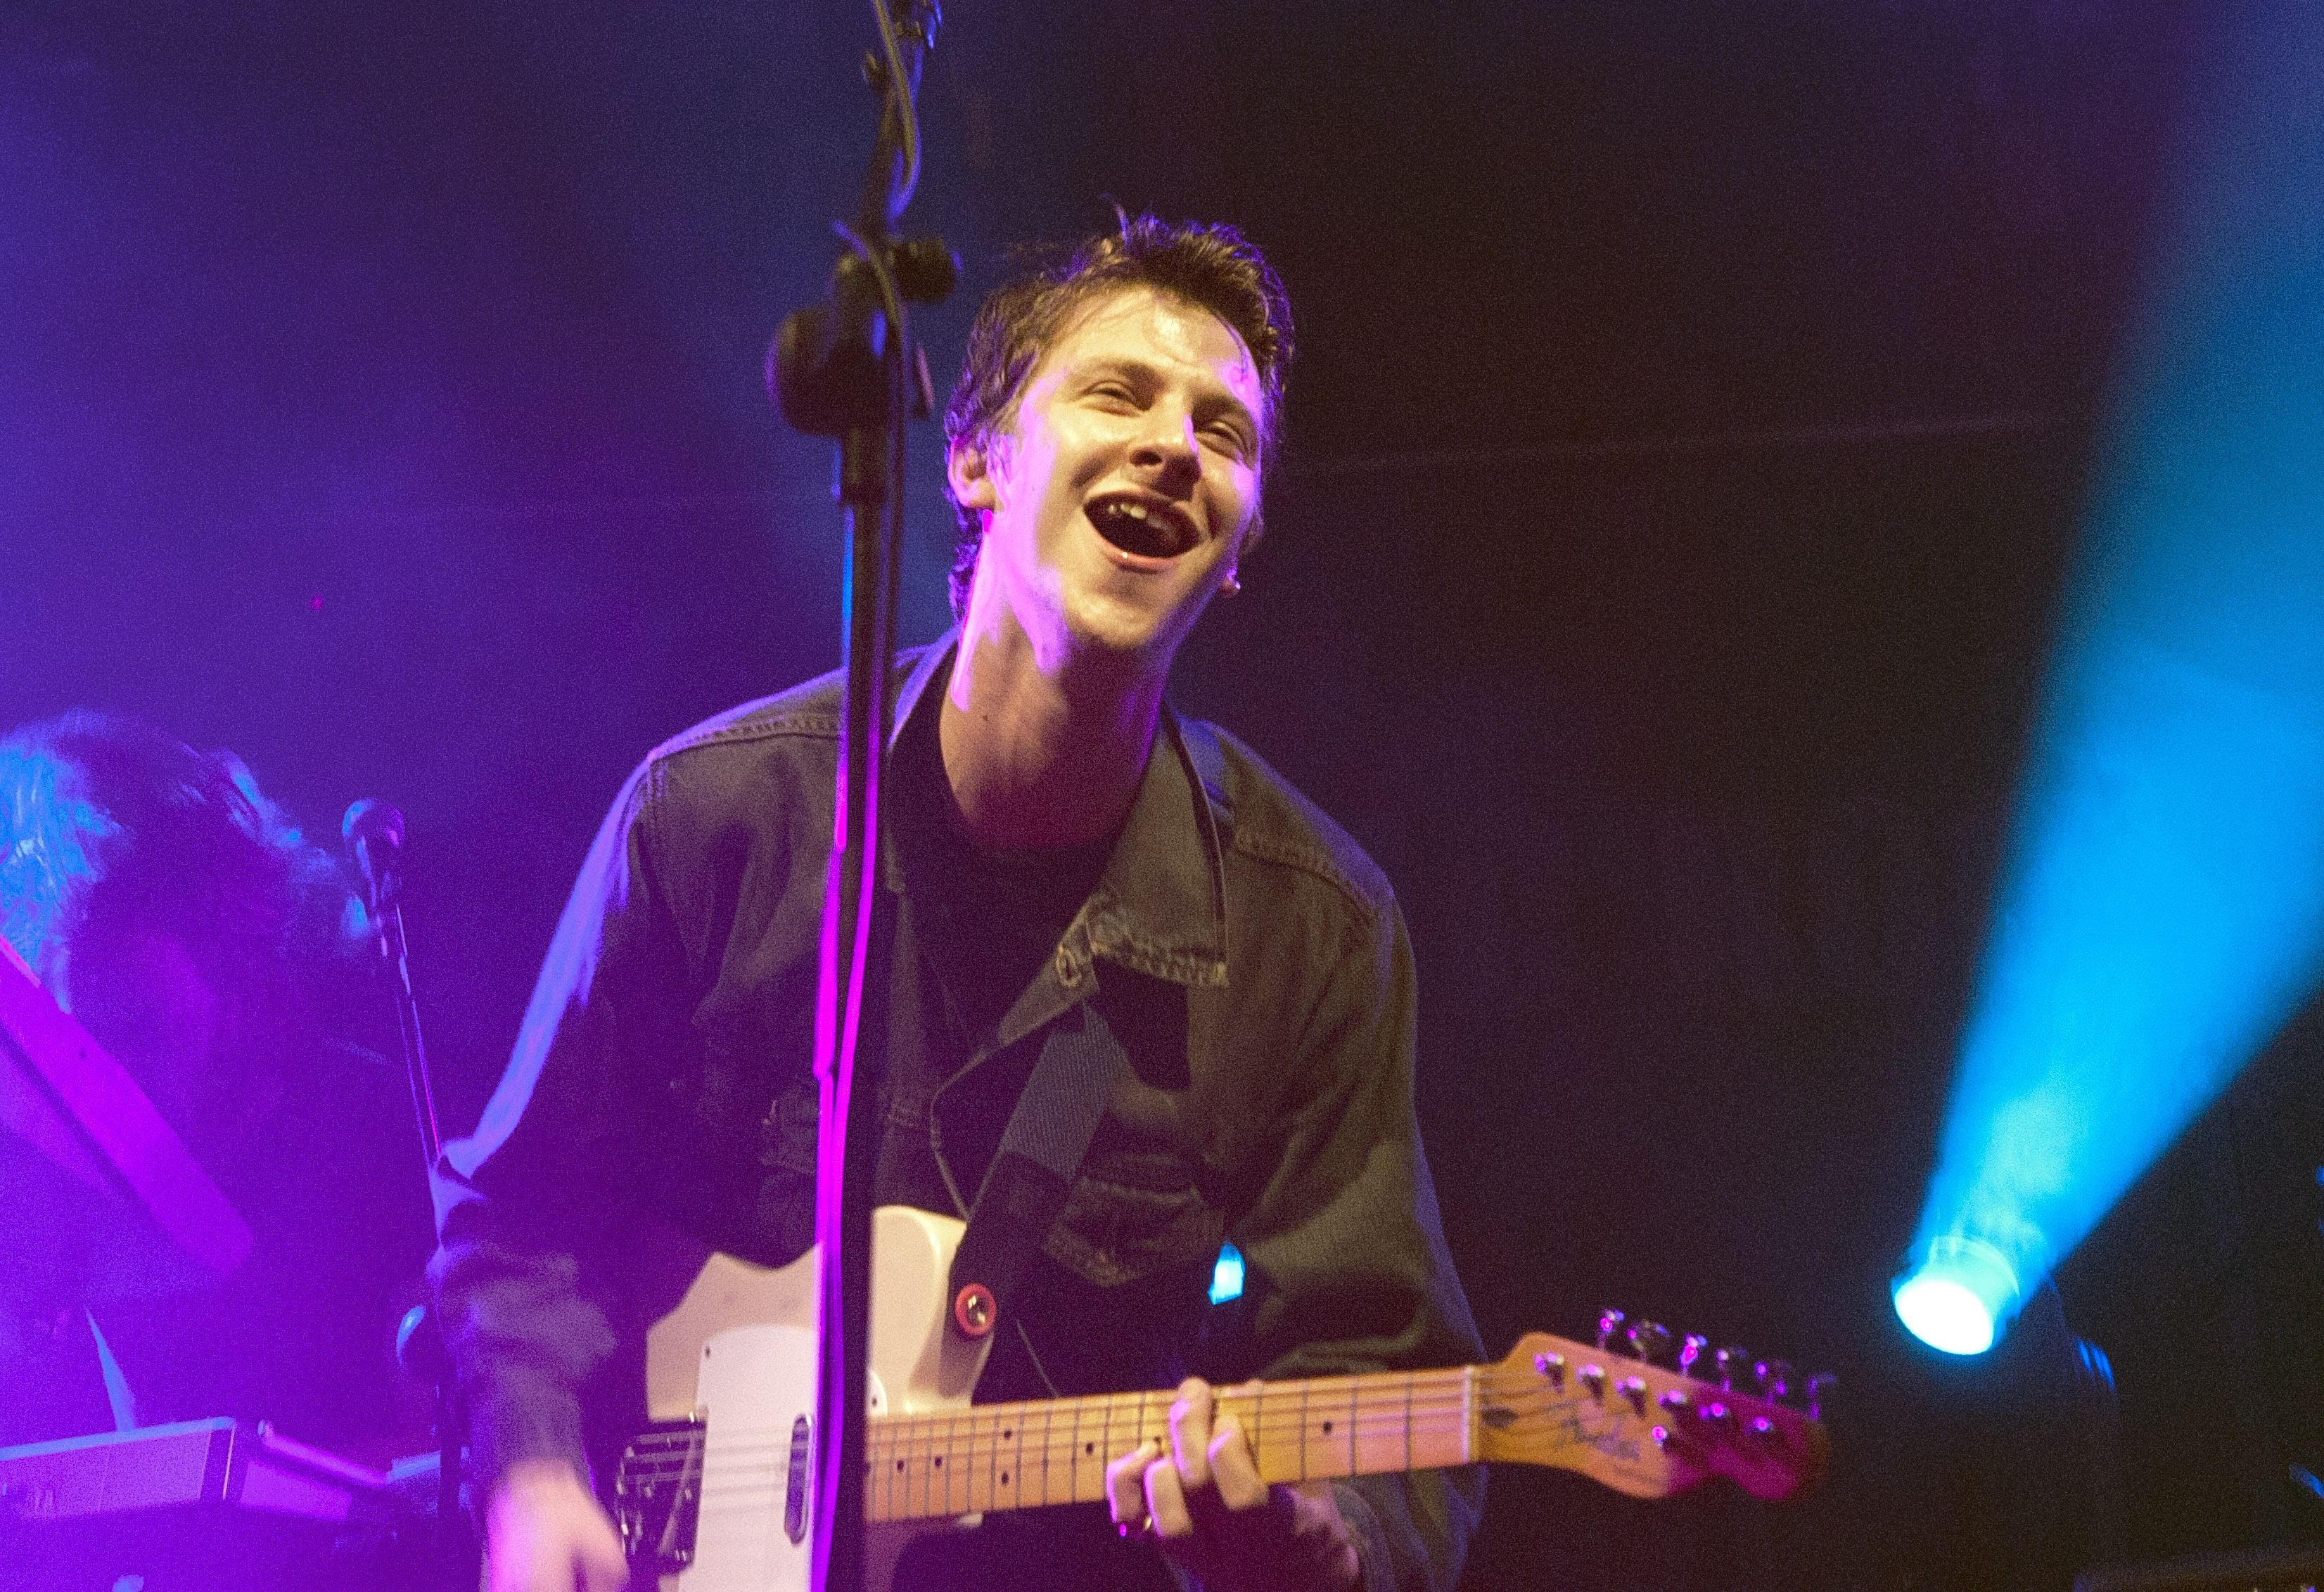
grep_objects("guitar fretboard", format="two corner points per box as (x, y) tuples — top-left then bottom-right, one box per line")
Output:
(860, 1365), (1479, 1523)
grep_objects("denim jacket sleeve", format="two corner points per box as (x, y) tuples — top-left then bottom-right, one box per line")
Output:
(426, 753), (687, 1496)
(1215, 872), (1487, 1592)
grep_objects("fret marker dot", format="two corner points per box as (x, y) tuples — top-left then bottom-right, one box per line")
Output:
(1322, 1420), (1334, 1435)
(895, 1461), (906, 1472)
(1002, 1430), (1011, 1440)
(933, 1457), (943, 1468)
(1084, 1443), (1094, 1455)
(1000, 1472), (1009, 1484)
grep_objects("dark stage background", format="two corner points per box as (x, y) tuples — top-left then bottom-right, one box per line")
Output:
(6, 2), (2322, 1586)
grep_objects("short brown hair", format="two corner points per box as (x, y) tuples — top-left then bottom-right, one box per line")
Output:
(941, 214), (1294, 617)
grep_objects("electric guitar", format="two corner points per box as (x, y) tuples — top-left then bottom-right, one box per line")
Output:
(612, 1206), (1827, 1591)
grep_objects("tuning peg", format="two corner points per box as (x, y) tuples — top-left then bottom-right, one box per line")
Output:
(1678, 1334), (1710, 1376)
(1625, 1320), (1673, 1364)
(1754, 1359), (1794, 1401)
(1713, 1347), (1749, 1392)
(1806, 1372), (1837, 1420)
(1596, 1309), (1628, 1351)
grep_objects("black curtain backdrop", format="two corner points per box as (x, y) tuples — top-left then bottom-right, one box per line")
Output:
(5, 2), (2320, 1586)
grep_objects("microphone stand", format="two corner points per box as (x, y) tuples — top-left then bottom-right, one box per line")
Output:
(343, 798), (466, 1591)
(767, 6), (954, 1591)
(343, 801), (443, 1173)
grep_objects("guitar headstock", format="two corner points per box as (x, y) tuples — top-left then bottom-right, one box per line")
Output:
(1475, 1329), (1827, 1501)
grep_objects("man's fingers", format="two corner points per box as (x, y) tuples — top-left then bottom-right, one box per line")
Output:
(1168, 1377), (1216, 1495)
(1143, 1446), (1195, 1540)
(1206, 1414), (1269, 1512)
(485, 1461), (629, 1592)
(579, 1524), (631, 1592)
(1106, 1439), (1160, 1531)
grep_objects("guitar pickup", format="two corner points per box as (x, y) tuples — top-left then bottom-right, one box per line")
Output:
(614, 1418), (704, 1572)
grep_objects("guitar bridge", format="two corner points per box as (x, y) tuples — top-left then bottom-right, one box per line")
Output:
(613, 1418), (704, 1572)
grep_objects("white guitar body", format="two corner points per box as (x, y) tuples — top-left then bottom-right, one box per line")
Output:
(641, 1205), (992, 1592)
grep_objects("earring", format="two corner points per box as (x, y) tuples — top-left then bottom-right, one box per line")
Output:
(1220, 570), (1242, 596)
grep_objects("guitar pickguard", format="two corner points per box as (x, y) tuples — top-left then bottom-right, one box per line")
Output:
(629, 1207), (994, 1591)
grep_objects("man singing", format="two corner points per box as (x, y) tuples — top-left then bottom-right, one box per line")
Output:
(433, 215), (1485, 1592)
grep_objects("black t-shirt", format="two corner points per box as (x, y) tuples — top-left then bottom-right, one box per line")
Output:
(891, 698), (1113, 1051)
(880, 695), (1113, 1218)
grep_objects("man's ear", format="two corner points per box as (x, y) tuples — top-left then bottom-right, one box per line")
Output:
(947, 438), (998, 513)
(1237, 507), (1265, 562)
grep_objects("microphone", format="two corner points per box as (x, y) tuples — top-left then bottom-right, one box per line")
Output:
(341, 798), (406, 916)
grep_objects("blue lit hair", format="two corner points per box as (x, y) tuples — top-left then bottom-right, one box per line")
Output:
(0, 712), (362, 1001)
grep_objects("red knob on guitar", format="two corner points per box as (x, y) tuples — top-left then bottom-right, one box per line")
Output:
(952, 1282), (997, 1340)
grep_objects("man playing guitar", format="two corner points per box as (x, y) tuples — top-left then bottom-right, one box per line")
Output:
(432, 215), (1485, 1592)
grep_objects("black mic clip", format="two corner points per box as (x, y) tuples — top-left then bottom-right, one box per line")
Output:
(342, 797), (407, 920)
(770, 236), (956, 443)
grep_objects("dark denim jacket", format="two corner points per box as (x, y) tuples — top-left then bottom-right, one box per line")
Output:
(430, 639), (1485, 1592)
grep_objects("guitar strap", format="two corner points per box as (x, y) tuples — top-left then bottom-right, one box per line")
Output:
(944, 714), (1234, 1341)
(945, 1001), (1129, 1339)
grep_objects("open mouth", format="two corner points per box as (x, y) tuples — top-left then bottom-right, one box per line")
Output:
(1086, 496), (1199, 560)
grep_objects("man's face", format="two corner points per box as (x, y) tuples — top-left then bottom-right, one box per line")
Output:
(949, 285), (1264, 667)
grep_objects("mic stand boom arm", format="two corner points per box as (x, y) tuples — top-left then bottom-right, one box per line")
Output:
(768, 7), (955, 1592)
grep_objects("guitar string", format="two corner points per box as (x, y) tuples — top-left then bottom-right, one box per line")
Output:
(617, 1385), (1787, 1463)
(672, 1436), (1764, 1524)
(619, 1378), (1722, 1482)
(623, 1397), (1490, 1476)
(647, 1404), (1483, 1476)
(675, 1428), (1780, 1531)
(637, 1413), (1510, 1498)
(655, 1413), (1478, 1468)
(664, 1411), (1691, 1510)
(622, 1375), (1487, 1468)
(639, 1413), (1761, 1510)
(620, 1370), (1725, 1475)
(647, 1411), (1488, 1497)
(621, 1368), (1792, 1494)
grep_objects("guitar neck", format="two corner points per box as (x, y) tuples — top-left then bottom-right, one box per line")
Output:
(864, 1366), (1479, 1524)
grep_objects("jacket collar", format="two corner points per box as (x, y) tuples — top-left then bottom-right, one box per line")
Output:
(883, 631), (1228, 994)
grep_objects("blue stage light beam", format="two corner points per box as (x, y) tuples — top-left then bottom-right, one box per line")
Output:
(1899, 0), (2324, 1355)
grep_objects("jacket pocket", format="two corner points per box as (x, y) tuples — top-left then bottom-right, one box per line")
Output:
(1045, 1145), (1225, 1289)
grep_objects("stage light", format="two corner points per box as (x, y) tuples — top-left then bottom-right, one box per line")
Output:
(1894, 1237), (2021, 1356)
(1901, 0), (2324, 1356)
(1208, 1240), (1245, 1306)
